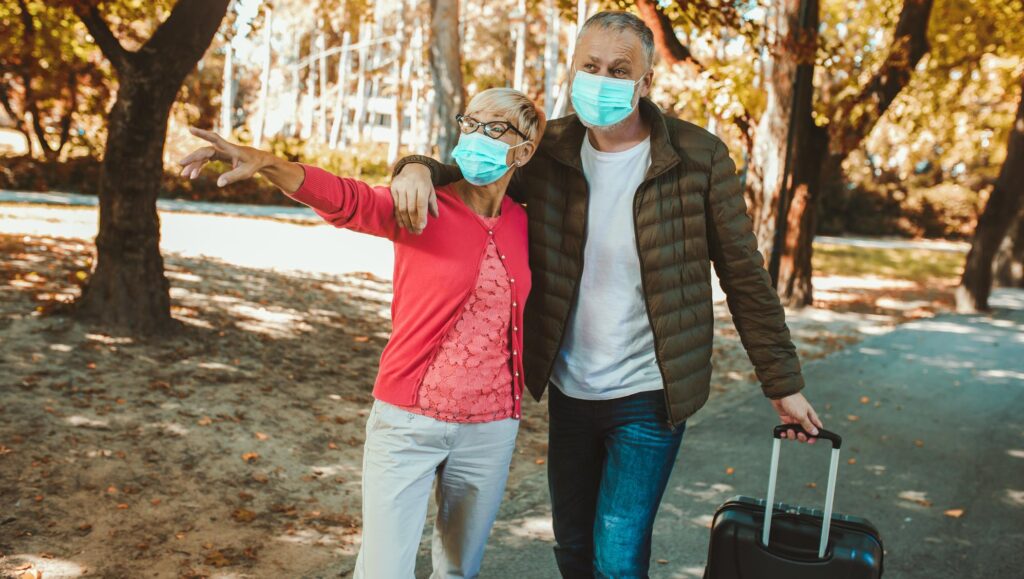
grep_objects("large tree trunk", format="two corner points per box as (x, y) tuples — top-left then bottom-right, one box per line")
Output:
(429, 0), (464, 163)
(993, 211), (1024, 288)
(73, 0), (230, 334)
(746, 0), (819, 264)
(779, 0), (935, 306)
(957, 79), (1024, 312)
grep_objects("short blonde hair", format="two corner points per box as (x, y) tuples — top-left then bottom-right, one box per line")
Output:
(465, 88), (547, 144)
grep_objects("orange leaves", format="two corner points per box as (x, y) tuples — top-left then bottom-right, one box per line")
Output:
(944, 508), (965, 518)
(241, 452), (259, 463)
(725, 467), (735, 475)
(231, 508), (257, 523)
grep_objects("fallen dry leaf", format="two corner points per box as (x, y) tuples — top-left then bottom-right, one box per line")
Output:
(232, 508), (257, 523)
(241, 452), (260, 463)
(197, 416), (213, 426)
(944, 509), (965, 518)
(255, 432), (270, 441)
(847, 458), (857, 465)
(725, 467), (735, 475)
(656, 559), (669, 565)
(859, 396), (870, 404)
(898, 491), (933, 507)
(535, 458), (545, 465)
(847, 415), (860, 422)
(354, 336), (370, 343)
(806, 482), (817, 489)
(914, 439), (925, 448)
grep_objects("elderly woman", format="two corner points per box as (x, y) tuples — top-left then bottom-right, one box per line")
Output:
(178, 88), (545, 578)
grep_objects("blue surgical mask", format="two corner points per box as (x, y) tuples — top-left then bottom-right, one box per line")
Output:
(570, 69), (642, 127)
(451, 132), (527, 186)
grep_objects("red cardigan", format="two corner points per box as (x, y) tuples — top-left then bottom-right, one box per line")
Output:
(289, 164), (532, 418)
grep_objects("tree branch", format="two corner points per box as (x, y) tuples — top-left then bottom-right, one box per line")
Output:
(830, 0), (935, 157)
(138, 0), (232, 69)
(633, 0), (754, 151)
(76, 5), (131, 73)
(635, 0), (700, 68)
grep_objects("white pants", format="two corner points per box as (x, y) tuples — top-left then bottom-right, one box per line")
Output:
(354, 400), (520, 579)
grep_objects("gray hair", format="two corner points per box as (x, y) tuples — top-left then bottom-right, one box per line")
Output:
(577, 11), (656, 69)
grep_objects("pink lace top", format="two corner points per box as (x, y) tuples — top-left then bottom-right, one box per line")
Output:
(400, 215), (515, 423)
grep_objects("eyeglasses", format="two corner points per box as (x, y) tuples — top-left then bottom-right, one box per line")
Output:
(456, 114), (530, 141)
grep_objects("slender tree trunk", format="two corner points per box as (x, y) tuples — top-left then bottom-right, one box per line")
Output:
(389, 1), (409, 165)
(957, 79), (1024, 311)
(512, 0), (527, 91)
(73, 0), (231, 334)
(542, 0), (559, 117)
(220, 40), (234, 134)
(410, 24), (426, 154)
(429, 0), (464, 162)
(329, 31), (352, 149)
(353, 20), (370, 143)
(317, 28), (329, 144)
(253, 7), (273, 148)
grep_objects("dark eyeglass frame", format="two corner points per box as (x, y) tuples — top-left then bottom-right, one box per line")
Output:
(456, 113), (530, 141)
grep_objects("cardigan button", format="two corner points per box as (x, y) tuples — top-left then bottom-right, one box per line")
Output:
(488, 230), (494, 235)
(515, 395), (520, 400)
(512, 302), (517, 307)
(514, 371), (520, 377)
(500, 255), (506, 259)
(509, 278), (515, 283)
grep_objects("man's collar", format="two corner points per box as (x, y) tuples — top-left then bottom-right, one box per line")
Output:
(546, 98), (682, 180)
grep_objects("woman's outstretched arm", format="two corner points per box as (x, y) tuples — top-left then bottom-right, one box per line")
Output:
(178, 126), (398, 239)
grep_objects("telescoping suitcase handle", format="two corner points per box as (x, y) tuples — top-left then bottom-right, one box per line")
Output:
(761, 425), (843, 559)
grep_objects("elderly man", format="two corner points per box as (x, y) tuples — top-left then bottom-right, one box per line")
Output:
(391, 10), (823, 579)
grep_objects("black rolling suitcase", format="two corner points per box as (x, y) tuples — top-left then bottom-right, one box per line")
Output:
(704, 425), (884, 578)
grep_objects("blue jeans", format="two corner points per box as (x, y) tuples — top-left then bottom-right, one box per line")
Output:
(548, 385), (686, 579)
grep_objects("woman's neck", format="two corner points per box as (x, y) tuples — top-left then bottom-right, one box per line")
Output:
(453, 179), (506, 217)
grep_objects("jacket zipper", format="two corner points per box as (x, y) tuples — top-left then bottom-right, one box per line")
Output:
(542, 174), (591, 392)
(631, 173), (677, 431)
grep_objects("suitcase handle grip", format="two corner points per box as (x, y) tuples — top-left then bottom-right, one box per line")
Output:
(773, 424), (842, 449)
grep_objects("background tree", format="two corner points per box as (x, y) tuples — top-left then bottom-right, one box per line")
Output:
(957, 74), (1024, 311)
(62, 0), (231, 333)
(429, 0), (464, 162)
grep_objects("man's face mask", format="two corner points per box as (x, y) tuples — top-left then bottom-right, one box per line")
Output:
(570, 69), (643, 127)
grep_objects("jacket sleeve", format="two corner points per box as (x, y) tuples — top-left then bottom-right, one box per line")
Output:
(288, 163), (399, 240)
(392, 154), (528, 204)
(392, 155), (463, 186)
(706, 140), (805, 399)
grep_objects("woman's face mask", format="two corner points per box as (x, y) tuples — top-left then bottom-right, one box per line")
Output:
(451, 132), (528, 186)
(570, 69), (643, 127)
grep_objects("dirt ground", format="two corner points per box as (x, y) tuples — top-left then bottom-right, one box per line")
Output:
(0, 229), (958, 579)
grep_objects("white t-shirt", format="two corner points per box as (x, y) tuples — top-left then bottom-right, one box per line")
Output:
(550, 134), (663, 400)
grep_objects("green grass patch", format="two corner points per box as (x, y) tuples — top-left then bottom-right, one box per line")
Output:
(813, 243), (964, 282)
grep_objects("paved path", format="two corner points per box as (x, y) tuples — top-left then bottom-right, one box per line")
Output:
(405, 289), (1023, 578)
(1, 190), (968, 253)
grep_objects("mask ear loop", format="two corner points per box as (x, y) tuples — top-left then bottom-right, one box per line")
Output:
(507, 139), (531, 168)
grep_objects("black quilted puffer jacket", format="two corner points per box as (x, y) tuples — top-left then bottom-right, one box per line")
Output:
(394, 98), (804, 428)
